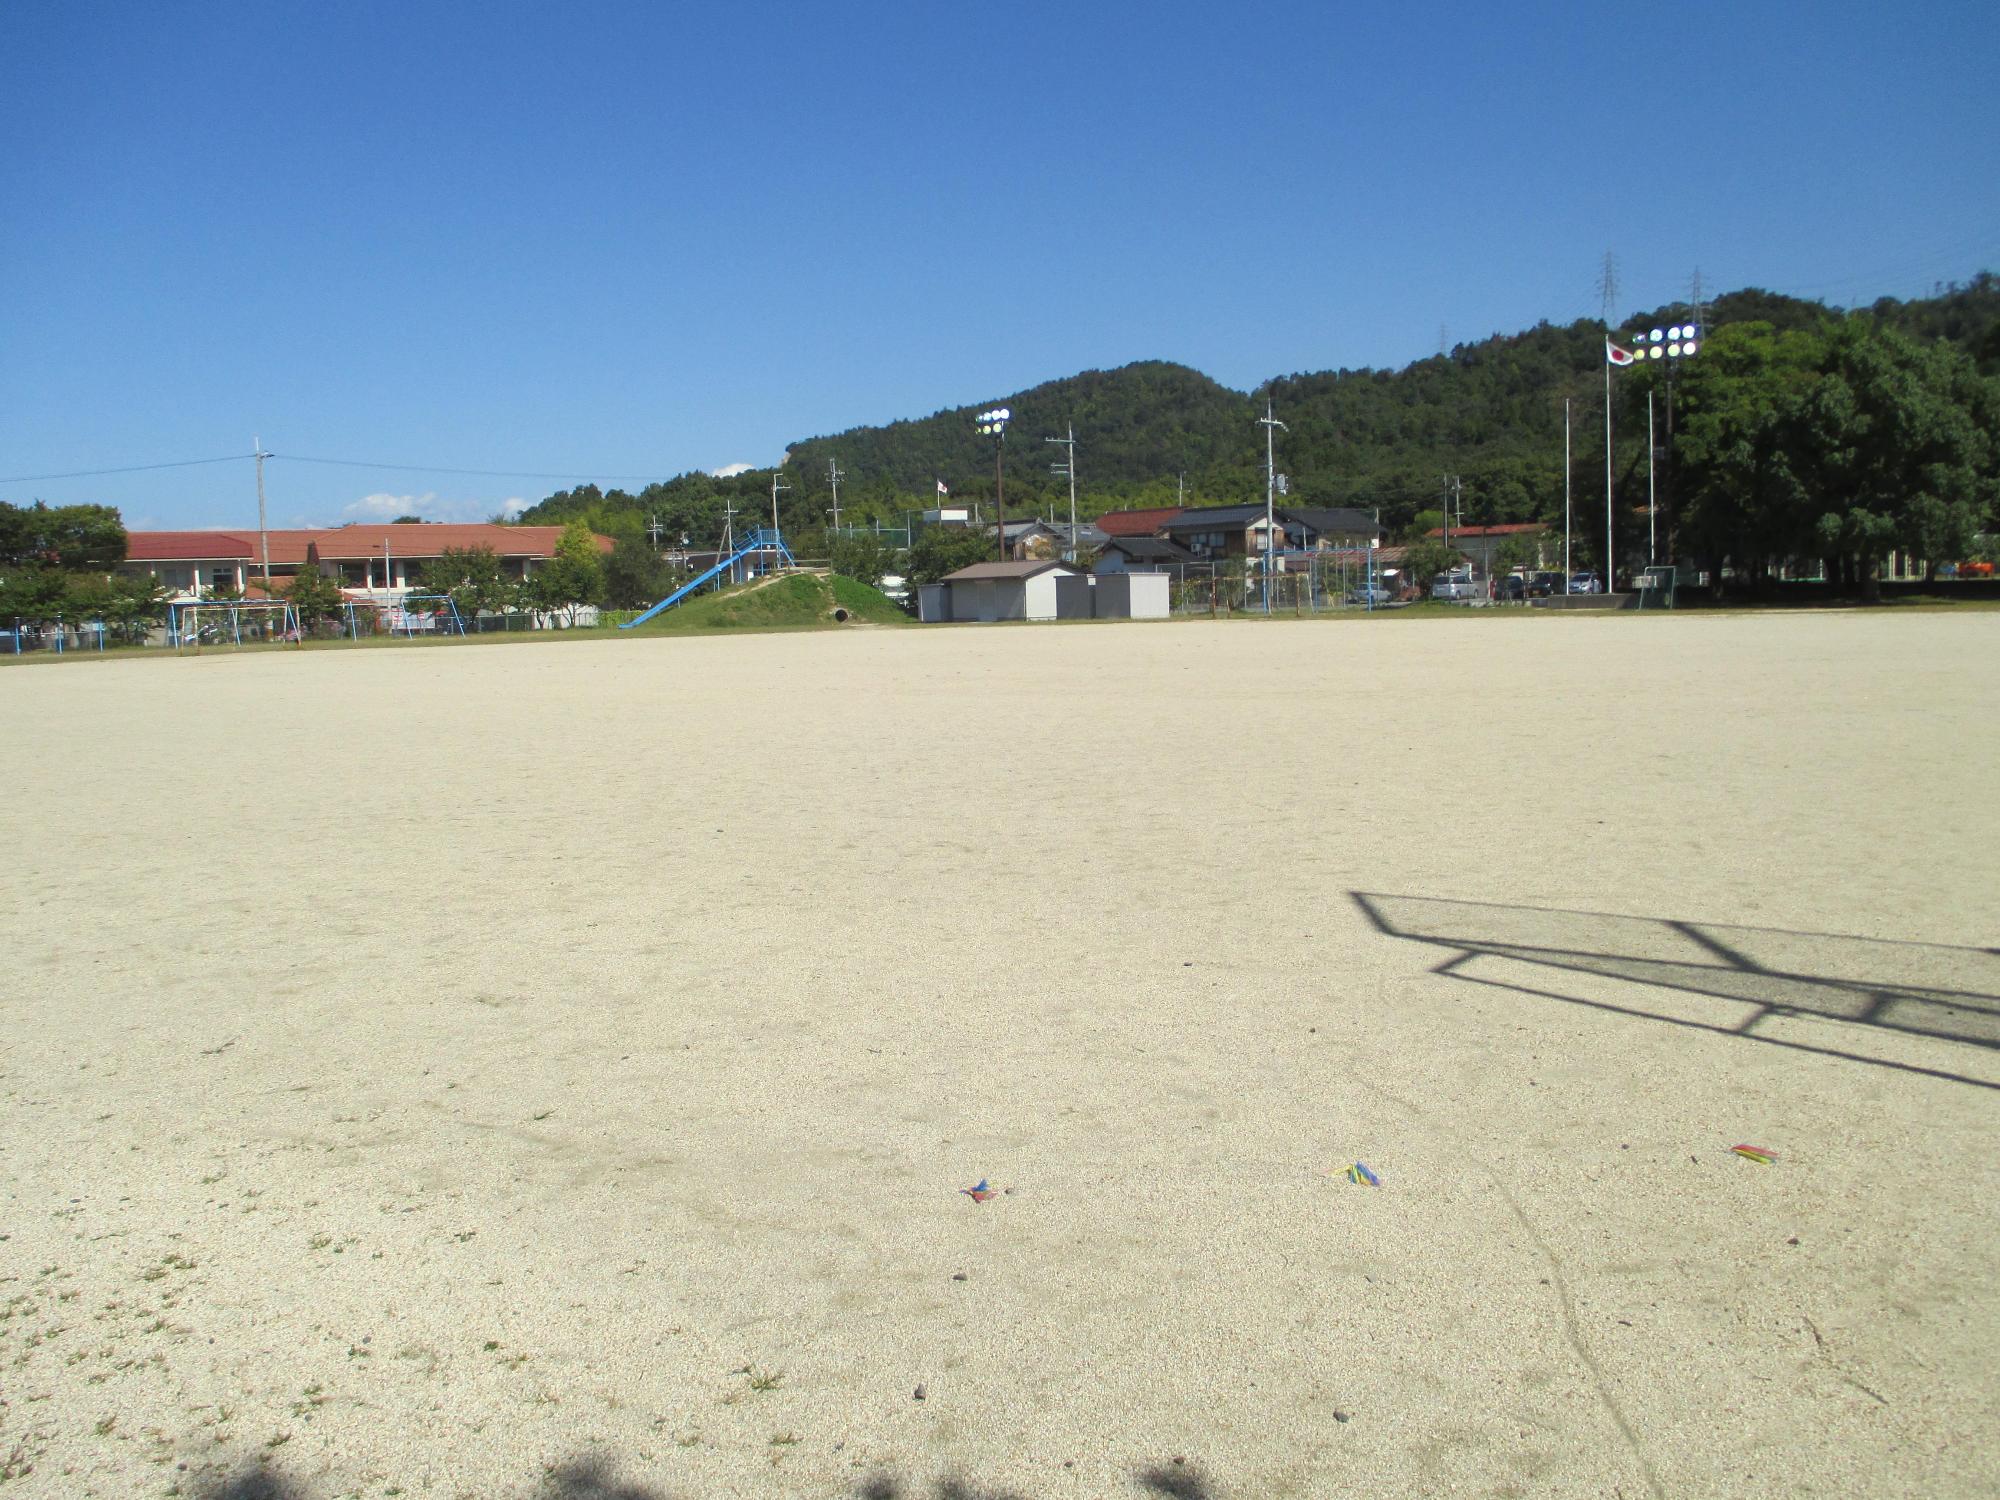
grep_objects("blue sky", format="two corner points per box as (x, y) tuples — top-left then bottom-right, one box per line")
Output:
(2, 0), (1994, 529)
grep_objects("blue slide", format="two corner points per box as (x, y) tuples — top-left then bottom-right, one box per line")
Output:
(619, 529), (794, 629)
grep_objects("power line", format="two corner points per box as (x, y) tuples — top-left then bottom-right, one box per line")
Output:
(0, 454), (251, 484)
(271, 454), (664, 482)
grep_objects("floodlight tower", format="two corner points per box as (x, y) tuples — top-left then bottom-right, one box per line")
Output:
(1045, 425), (1077, 561)
(975, 407), (1011, 560)
(1622, 320), (1702, 569)
(1257, 399), (1287, 614)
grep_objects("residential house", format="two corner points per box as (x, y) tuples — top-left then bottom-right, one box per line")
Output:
(1093, 506), (1185, 537)
(1093, 536), (1197, 574)
(1423, 522), (1551, 577)
(990, 519), (1063, 561)
(1161, 504), (1382, 570)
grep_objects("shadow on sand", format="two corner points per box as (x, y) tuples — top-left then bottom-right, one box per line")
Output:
(860, 1467), (1212, 1500)
(195, 1455), (1216, 1499)
(195, 1457), (675, 1500)
(1353, 891), (2000, 1090)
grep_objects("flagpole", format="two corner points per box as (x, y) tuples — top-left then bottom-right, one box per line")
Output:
(1564, 398), (1572, 593)
(1604, 354), (1614, 592)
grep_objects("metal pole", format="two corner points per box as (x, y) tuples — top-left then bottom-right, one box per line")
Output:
(995, 434), (1006, 562)
(1647, 389), (1657, 567)
(1564, 399), (1572, 593)
(1604, 358), (1614, 592)
(1257, 399), (1285, 614)
(1265, 403), (1275, 614)
(254, 437), (271, 583)
(828, 458), (842, 537)
(1065, 425), (1076, 563)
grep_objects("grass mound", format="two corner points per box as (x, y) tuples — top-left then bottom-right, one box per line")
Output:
(633, 572), (908, 634)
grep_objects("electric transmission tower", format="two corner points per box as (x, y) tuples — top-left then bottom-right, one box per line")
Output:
(1598, 251), (1620, 326)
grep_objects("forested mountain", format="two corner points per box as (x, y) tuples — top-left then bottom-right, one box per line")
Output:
(518, 273), (1999, 548)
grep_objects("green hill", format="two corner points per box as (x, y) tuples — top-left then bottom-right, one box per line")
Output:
(520, 273), (1999, 542)
(627, 572), (907, 634)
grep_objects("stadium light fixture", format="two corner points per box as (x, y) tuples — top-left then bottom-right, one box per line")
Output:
(975, 408), (1012, 559)
(1630, 322), (1701, 360)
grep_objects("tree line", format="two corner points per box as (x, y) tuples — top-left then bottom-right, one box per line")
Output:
(0, 501), (173, 640)
(512, 275), (1998, 593)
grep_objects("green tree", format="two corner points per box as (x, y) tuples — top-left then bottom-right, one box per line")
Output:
(1678, 319), (1999, 596)
(0, 563), (72, 624)
(904, 526), (991, 585)
(1493, 534), (1543, 575)
(285, 566), (348, 629)
(1402, 537), (1465, 586)
(602, 533), (671, 608)
(529, 519), (607, 624)
(101, 574), (170, 643)
(1805, 322), (1996, 596)
(0, 501), (127, 569)
(829, 530), (894, 588)
(415, 547), (516, 617)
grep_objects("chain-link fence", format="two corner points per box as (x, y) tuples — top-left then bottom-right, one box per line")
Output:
(1163, 550), (1396, 616)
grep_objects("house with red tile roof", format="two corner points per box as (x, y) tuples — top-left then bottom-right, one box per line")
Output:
(122, 523), (613, 601)
(1423, 522), (1551, 576)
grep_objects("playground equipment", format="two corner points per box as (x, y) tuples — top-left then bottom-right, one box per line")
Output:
(169, 599), (302, 649)
(619, 528), (795, 630)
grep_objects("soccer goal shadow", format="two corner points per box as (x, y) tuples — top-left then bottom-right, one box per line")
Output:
(1351, 892), (2000, 1091)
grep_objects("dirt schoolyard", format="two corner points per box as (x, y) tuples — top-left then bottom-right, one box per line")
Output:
(2, 612), (1996, 1499)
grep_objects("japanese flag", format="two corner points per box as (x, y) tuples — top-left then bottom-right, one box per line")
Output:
(1605, 338), (1637, 367)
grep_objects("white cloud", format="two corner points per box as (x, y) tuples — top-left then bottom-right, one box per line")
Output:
(337, 491), (528, 524)
(709, 462), (754, 478)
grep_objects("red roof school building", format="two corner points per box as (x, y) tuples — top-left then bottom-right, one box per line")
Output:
(122, 523), (612, 601)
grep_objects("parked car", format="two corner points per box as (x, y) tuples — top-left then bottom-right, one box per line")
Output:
(1346, 584), (1394, 606)
(1496, 573), (1529, 601)
(1431, 572), (1479, 601)
(1529, 571), (1563, 597)
(1570, 571), (1603, 594)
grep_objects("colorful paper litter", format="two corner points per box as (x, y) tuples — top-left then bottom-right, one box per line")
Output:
(961, 1178), (996, 1203)
(1345, 1162), (1381, 1187)
(1731, 1144), (1776, 1164)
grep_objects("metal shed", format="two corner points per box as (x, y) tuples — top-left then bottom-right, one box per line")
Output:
(1093, 572), (1170, 619)
(934, 560), (1085, 622)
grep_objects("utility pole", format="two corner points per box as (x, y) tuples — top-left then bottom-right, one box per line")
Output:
(646, 512), (664, 549)
(769, 472), (789, 547)
(1045, 425), (1077, 561)
(254, 437), (273, 583)
(827, 457), (844, 537)
(1257, 397), (1287, 615)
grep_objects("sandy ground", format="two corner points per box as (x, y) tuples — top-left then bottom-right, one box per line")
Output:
(1, 611), (1996, 1500)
